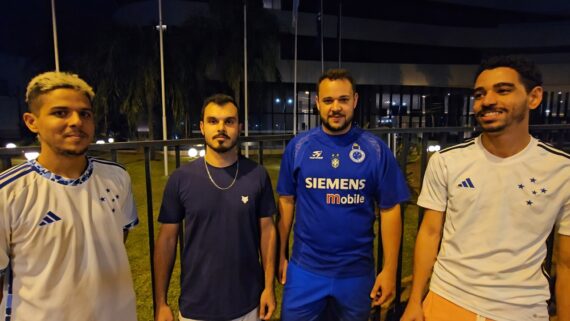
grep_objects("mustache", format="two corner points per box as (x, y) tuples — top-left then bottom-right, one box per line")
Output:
(213, 133), (230, 139)
(328, 111), (345, 117)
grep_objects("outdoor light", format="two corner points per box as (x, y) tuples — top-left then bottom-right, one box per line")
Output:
(287, 98), (293, 104)
(199, 149), (205, 157)
(5, 143), (16, 148)
(305, 91), (310, 95)
(108, 138), (115, 143)
(188, 148), (198, 158)
(427, 145), (441, 152)
(96, 140), (105, 144)
(24, 152), (39, 160)
(275, 98), (281, 103)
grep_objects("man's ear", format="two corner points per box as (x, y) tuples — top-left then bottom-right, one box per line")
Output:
(528, 86), (543, 110)
(23, 112), (39, 134)
(199, 121), (204, 136)
(315, 95), (320, 111)
(353, 92), (359, 109)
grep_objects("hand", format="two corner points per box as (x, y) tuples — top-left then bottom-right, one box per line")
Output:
(400, 300), (424, 321)
(369, 270), (396, 307)
(259, 288), (276, 320)
(278, 257), (288, 285)
(155, 304), (174, 321)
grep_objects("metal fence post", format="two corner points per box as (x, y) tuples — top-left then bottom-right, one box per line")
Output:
(144, 147), (157, 314)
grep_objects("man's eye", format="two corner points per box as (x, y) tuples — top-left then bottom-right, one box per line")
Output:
(226, 119), (236, 125)
(80, 111), (93, 119)
(208, 119), (217, 124)
(339, 98), (350, 103)
(322, 99), (334, 104)
(473, 92), (483, 100)
(497, 88), (512, 94)
(53, 111), (67, 117)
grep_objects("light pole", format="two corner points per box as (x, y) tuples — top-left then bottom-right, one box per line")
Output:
(158, 0), (168, 176)
(51, 0), (60, 71)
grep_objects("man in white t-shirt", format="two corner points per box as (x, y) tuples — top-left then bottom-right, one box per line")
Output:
(0, 72), (138, 320)
(401, 56), (570, 321)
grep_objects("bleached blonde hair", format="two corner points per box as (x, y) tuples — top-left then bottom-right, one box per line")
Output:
(25, 71), (95, 112)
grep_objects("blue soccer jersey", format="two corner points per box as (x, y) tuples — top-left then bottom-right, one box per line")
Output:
(277, 126), (410, 277)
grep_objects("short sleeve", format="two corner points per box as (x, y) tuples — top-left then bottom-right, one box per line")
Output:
(276, 140), (297, 196)
(0, 194), (9, 272)
(375, 142), (410, 209)
(121, 173), (139, 230)
(158, 170), (184, 223)
(417, 152), (448, 212)
(257, 168), (277, 218)
(557, 201), (570, 236)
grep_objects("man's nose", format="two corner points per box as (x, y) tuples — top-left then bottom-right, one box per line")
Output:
(68, 112), (83, 126)
(482, 91), (497, 106)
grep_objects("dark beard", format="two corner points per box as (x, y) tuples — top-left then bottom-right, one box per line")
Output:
(321, 114), (353, 133)
(205, 139), (238, 154)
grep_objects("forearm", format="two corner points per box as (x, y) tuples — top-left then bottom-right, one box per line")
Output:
(153, 226), (179, 306)
(380, 204), (402, 274)
(277, 196), (295, 259)
(557, 264), (570, 321)
(260, 217), (277, 290)
(408, 218), (442, 303)
(556, 234), (570, 321)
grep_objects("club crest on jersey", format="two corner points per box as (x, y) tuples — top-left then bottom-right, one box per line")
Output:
(310, 150), (324, 160)
(331, 153), (340, 168)
(349, 143), (366, 163)
(241, 195), (249, 204)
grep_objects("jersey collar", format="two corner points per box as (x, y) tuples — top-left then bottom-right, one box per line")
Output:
(29, 157), (94, 186)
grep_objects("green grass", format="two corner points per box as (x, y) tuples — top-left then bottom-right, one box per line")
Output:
(91, 151), (420, 321)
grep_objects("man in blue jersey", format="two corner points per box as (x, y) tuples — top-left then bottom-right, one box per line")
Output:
(0, 72), (138, 321)
(154, 94), (277, 321)
(277, 69), (410, 320)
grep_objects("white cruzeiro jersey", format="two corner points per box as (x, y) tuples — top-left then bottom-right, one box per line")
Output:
(418, 136), (570, 321)
(0, 157), (139, 321)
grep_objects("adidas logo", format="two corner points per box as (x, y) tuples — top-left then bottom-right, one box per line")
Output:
(458, 178), (475, 188)
(39, 211), (62, 226)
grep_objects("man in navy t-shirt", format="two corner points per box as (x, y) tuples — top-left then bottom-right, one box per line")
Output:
(277, 69), (410, 321)
(154, 94), (277, 321)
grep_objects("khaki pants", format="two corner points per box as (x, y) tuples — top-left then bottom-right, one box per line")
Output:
(423, 291), (495, 321)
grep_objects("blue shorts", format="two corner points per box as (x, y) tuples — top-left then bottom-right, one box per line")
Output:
(281, 261), (375, 321)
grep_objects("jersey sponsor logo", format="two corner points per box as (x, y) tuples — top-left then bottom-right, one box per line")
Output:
(457, 177), (475, 188)
(331, 153), (340, 168)
(305, 177), (366, 190)
(241, 195), (249, 204)
(39, 211), (62, 226)
(326, 193), (365, 204)
(349, 143), (366, 163)
(309, 150), (323, 160)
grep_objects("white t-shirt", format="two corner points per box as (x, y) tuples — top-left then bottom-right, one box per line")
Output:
(418, 136), (570, 321)
(0, 157), (139, 321)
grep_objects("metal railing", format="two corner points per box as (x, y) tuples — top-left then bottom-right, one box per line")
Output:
(0, 125), (568, 320)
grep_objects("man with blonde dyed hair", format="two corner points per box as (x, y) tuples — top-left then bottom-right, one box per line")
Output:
(0, 71), (139, 320)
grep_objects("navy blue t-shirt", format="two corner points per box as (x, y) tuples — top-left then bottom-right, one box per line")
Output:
(158, 156), (276, 320)
(277, 126), (410, 277)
